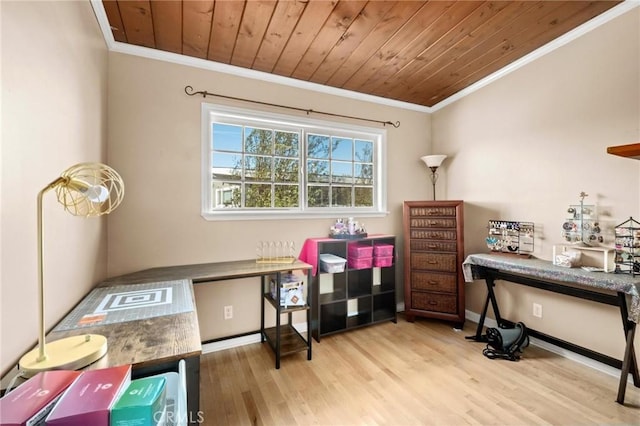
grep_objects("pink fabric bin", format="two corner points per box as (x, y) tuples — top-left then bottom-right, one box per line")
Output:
(373, 256), (394, 267)
(348, 244), (374, 258)
(348, 256), (373, 270)
(373, 244), (394, 257)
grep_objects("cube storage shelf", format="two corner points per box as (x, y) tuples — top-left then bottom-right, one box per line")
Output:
(312, 236), (397, 342)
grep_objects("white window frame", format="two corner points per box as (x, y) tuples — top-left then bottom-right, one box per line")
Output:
(201, 103), (388, 221)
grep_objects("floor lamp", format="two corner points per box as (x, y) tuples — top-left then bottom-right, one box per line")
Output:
(19, 163), (125, 377)
(421, 155), (447, 200)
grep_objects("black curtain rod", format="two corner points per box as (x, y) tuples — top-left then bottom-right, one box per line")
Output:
(184, 85), (400, 128)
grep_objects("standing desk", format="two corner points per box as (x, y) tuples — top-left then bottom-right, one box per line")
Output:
(463, 253), (640, 404)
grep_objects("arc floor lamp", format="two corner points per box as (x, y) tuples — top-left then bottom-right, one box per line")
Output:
(19, 163), (124, 377)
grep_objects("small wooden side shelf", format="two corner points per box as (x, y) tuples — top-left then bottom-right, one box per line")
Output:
(607, 143), (640, 160)
(261, 270), (312, 369)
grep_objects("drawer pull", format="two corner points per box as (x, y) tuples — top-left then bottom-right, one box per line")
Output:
(429, 301), (438, 305)
(428, 244), (437, 249)
(428, 221), (438, 225)
(427, 260), (437, 264)
(428, 280), (438, 285)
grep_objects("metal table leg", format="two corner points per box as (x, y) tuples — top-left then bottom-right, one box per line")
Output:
(617, 322), (637, 404)
(466, 275), (502, 342)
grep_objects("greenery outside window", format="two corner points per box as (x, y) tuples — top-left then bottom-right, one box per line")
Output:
(201, 103), (387, 220)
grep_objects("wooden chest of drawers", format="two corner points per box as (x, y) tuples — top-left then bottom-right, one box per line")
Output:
(402, 200), (465, 327)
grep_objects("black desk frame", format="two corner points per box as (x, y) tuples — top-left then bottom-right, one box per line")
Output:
(466, 267), (639, 404)
(259, 270), (313, 369)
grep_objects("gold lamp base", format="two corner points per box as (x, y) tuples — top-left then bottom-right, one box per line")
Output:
(19, 334), (107, 378)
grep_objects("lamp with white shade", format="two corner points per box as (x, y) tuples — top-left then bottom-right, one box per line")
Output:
(421, 155), (447, 200)
(19, 162), (125, 377)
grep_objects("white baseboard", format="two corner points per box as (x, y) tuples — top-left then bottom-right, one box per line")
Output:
(465, 309), (634, 384)
(202, 333), (262, 354)
(202, 304), (406, 354)
(202, 322), (307, 354)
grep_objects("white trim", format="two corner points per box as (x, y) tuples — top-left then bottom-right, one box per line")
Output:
(200, 104), (211, 219)
(201, 322), (308, 354)
(202, 333), (261, 354)
(120, 41), (429, 113)
(90, 0), (638, 114)
(465, 309), (635, 384)
(430, 1), (640, 111)
(201, 103), (387, 220)
(89, 0), (115, 48)
(201, 210), (390, 222)
(89, 0), (428, 114)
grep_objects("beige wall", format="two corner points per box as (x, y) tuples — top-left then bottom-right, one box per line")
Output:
(2, 0), (637, 377)
(106, 53), (432, 340)
(1, 1), (109, 375)
(433, 7), (640, 358)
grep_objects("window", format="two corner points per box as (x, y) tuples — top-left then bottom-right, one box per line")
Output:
(202, 103), (387, 220)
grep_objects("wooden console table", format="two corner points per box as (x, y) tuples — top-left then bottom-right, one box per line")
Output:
(463, 253), (640, 404)
(2, 259), (312, 423)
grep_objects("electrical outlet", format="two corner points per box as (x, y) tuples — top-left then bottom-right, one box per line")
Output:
(533, 302), (543, 318)
(224, 305), (233, 320)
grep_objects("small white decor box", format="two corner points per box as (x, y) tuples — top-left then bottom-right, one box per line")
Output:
(270, 273), (305, 307)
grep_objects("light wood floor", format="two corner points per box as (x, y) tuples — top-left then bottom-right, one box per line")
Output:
(200, 316), (640, 425)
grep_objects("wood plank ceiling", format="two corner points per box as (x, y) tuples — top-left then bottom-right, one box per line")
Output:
(102, 0), (621, 108)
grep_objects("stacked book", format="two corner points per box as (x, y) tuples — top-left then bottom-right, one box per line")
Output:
(111, 375), (166, 426)
(45, 365), (132, 425)
(0, 370), (81, 425)
(1, 364), (170, 426)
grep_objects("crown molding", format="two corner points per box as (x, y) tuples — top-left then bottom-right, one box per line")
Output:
(430, 0), (640, 112)
(89, 1), (430, 113)
(90, 0), (638, 114)
(113, 40), (432, 113)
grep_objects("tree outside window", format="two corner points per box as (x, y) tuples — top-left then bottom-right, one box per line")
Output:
(203, 104), (385, 219)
